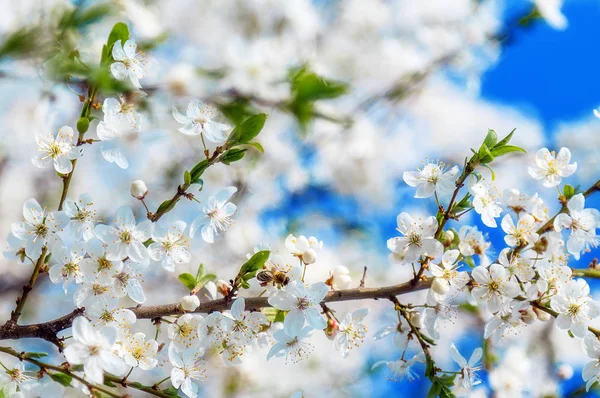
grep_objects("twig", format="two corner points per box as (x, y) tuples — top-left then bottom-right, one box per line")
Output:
(359, 266), (368, 288)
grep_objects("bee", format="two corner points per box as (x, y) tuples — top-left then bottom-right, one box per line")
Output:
(256, 269), (290, 288)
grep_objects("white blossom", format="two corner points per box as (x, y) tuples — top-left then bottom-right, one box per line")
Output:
(63, 193), (100, 241)
(451, 343), (483, 389)
(63, 317), (126, 384)
(268, 281), (328, 336)
(172, 100), (230, 143)
(267, 326), (314, 364)
(110, 39), (147, 89)
(372, 354), (424, 382)
(190, 187), (237, 243)
(48, 242), (87, 293)
(528, 147), (577, 188)
(501, 213), (539, 247)
(470, 181), (503, 228)
(95, 207), (153, 263)
(121, 332), (158, 370)
(168, 314), (203, 350)
(554, 194), (600, 260)
(387, 213), (443, 263)
(32, 126), (83, 174)
(149, 221), (191, 271)
(429, 249), (469, 297)
(168, 345), (206, 398)
(285, 234), (322, 265)
(550, 279), (600, 338)
(403, 161), (460, 198)
(471, 263), (520, 312)
(11, 198), (69, 258)
(334, 308), (368, 357)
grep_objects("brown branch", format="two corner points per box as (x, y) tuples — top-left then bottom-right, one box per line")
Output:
(0, 279), (431, 341)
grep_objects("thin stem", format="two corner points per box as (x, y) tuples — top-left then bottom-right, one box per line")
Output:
(9, 247), (47, 323)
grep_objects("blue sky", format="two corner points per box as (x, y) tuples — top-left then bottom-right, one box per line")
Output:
(482, 0), (600, 134)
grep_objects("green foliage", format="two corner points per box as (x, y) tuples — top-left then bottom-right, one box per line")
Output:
(563, 184), (576, 200)
(76, 117), (90, 134)
(226, 113), (268, 154)
(287, 66), (348, 129)
(23, 352), (48, 359)
(49, 373), (72, 387)
(218, 100), (257, 126)
(178, 264), (216, 292)
(473, 129), (525, 166)
(163, 387), (180, 397)
(155, 199), (176, 215)
(220, 149), (247, 165)
(237, 251), (270, 289)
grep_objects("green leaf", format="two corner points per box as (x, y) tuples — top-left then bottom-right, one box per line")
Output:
(50, 373), (72, 387)
(463, 256), (475, 269)
(190, 159), (210, 181)
(195, 263), (205, 281)
(239, 250), (270, 280)
(24, 352), (48, 359)
(184, 170), (192, 185)
(494, 128), (516, 148)
(227, 114), (268, 145)
(563, 184), (575, 199)
(178, 273), (197, 291)
(106, 22), (130, 52)
(220, 148), (247, 165)
(490, 145), (526, 157)
(162, 387), (180, 397)
(477, 143), (494, 164)
(290, 66), (348, 102)
(104, 380), (116, 387)
(483, 129), (498, 148)
(195, 274), (217, 290)
(155, 199), (176, 216)
(246, 142), (264, 153)
(427, 381), (442, 398)
(481, 164), (496, 181)
(218, 100), (256, 125)
(128, 382), (145, 389)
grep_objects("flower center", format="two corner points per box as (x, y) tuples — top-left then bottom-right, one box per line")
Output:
(120, 230), (133, 244)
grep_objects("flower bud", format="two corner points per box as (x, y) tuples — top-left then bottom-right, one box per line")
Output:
(443, 230), (455, 247)
(520, 308), (537, 325)
(130, 180), (148, 200)
(217, 279), (232, 297)
(325, 318), (339, 340)
(556, 364), (573, 380)
(533, 307), (551, 322)
(302, 248), (318, 265)
(409, 311), (423, 328)
(76, 117), (89, 134)
(181, 295), (200, 311)
(431, 277), (450, 296)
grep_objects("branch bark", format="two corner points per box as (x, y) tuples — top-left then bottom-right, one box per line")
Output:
(0, 279), (431, 342)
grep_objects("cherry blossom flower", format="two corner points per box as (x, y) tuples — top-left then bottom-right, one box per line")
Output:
(550, 279), (600, 338)
(190, 187), (237, 243)
(285, 234), (322, 265)
(534, 0), (567, 30)
(197, 312), (226, 349)
(94, 207), (153, 263)
(422, 291), (458, 340)
(48, 243), (87, 293)
(326, 265), (352, 290)
(3, 233), (26, 264)
(63, 317), (126, 384)
(583, 333), (600, 391)
(102, 97), (142, 131)
(372, 354), (424, 382)
(172, 100), (230, 143)
(268, 281), (328, 336)
(429, 249), (469, 297)
(554, 194), (600, 260)
(470, 181), (502, 228)
(387, 213), (443, 263)
(111, 259), (147, 304)
(403, 161), (460, 198)
(80, 239), (123, 286)
(471, 263), (520, 313)
(121, 333), (158, 370)
(451, 344), (483, 389)
(63, 193), (100, 241)
(458, 226), (491, 266)
(89, 303), (136, 334)
(373, 309), (411, 350)
(501, 213), (539, 247)
(528, 147), (577, 188)
(169, 314), (203, 349)
(32, 126), (83, 174)
(11, 198), (69, 258)
(222, 298), (267, 344)
(168, 345), (206, 398)
(0, 362), (33, 397)
(497, 248), (535, 282)
(110, 39), (147, 89)
(484, 299), (531, 340)
(149, 221), (191, 271)
(267, 326), (314, 364)
(334, 308), (368, 357)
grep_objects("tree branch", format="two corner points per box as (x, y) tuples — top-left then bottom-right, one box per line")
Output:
(0, 279), (431, 341)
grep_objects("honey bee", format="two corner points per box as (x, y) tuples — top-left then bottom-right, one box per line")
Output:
(256, 269), (289, 288)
